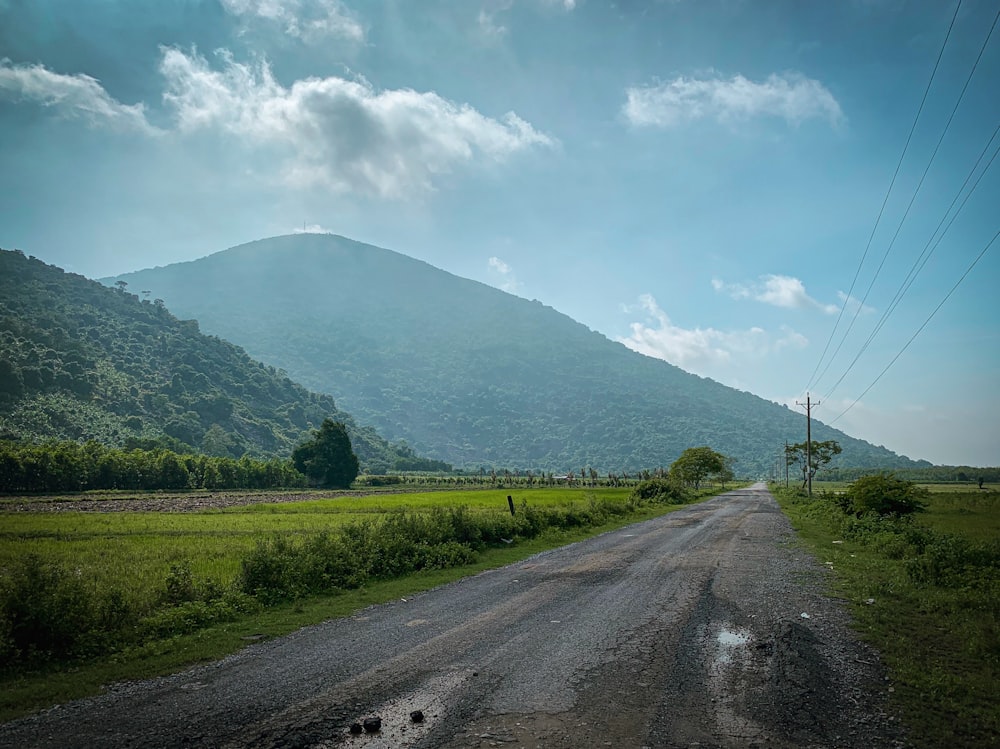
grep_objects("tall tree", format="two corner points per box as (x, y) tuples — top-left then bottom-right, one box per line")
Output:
(291, 419), (359, 489)
(668, 446), (727, 489)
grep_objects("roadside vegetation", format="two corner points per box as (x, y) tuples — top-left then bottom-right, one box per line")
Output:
(0, 479), (729, 720)
(772, 476), (999, 748)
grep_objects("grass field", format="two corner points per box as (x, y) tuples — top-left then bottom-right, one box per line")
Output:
(0, 484), (721, 720)
(774, 484), (999, 748)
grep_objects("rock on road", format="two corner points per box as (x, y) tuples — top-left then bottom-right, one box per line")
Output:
(0, 484), (905, 749)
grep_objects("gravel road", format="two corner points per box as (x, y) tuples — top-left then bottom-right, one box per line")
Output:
(0, 483), (906, 748)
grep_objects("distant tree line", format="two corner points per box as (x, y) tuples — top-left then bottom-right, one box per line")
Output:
(1, 418), (362, 494)
(0, 439), (306, 494)
(817, 464), (1000, 484)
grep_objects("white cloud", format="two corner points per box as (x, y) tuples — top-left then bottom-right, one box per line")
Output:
(158, 47), (554, 197)
(836, 290), (876, 315)
(293, 223), (332, 234)
(488, 256), (523, 293)
(624, 71), (843, 129)
(220, 0), (364, 42)
(0, 58), (156, 133)
(713, 274), (839, 313)
(617, 294), (807, 376)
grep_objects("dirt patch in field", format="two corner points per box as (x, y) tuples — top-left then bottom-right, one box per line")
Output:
(0, 488), (450, 513)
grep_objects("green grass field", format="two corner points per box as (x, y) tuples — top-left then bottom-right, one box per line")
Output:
(0, 488), (635, 614)
(774, 485), (999, 748)
(0, 484), (720, 720)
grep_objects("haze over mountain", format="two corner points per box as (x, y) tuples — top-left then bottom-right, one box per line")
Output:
(0, 247), (442, 473)
(112, 234), (928, 476)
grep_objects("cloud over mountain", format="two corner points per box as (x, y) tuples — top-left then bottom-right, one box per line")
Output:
(617, 294), (808, 376)
(159, 47), (554, 197)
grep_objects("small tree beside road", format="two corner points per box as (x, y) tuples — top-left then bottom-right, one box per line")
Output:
(669, 446), (729, 489)
(785, 440), (841, 490)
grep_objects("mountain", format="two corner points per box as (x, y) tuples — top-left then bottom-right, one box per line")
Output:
(110, 234), (929, 475)
(0, 248), (442, 472)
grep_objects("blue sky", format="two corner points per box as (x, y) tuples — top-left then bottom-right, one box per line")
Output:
(1, 0), (998, 466)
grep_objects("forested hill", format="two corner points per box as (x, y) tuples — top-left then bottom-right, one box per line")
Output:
(0, 248), (441, 472)
(111, 234), (929, 475)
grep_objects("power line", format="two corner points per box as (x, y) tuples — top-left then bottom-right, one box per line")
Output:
(822, 127), (1000, 403)
(817, 4), (1000, 400)
(828, 227), (1000, 425)
(805, 0), (963, 392)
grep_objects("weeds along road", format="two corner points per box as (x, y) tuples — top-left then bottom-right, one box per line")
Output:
(0, 484), (905, 749)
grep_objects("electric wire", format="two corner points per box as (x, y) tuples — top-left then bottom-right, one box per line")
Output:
(828, 227), (1000, 425)
(804, 0), (963, 392)
(816, 3), (1000, 400)
(821, 125), (1000, 403)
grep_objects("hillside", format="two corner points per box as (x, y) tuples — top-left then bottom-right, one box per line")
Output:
(111, 234), (929, 475)
(0, 248), (441, 472)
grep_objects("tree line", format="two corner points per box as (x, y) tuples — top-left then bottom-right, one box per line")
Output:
(0, 419), (361, 493)
(0, 439), (305, 493)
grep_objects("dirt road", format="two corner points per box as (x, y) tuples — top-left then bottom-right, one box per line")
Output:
(0, 484), (905, 748)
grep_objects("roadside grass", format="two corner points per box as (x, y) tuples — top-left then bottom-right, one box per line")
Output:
(0, 485), (728, 721)
(772, 485), (999, 749)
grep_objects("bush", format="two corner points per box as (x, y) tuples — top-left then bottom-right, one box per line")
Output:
(844, 473), (927, 517)
(138, 591), (260, 639)
(630, 477), (690, 504)
(906, 536), (1000, 587)
(0, 555), (105, 663)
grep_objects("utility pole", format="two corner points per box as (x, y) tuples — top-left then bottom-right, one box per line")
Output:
(784, 440), (789, 488)
(795, 393), (819, 497)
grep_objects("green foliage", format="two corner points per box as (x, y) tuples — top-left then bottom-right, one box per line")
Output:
(785, 439), (842, 487)
(668, 446), (727, 489)
(630, 477), (690, 504)
(0, 439), (306, 493)
(0, 554), (114, 663)
(105, 233), (929, 475)
(844, 473), (928, 517)
(291, 419), (359, 489)
(0, 248), (437, 473)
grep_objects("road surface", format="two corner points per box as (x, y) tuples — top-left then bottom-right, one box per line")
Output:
(0, 483), (904, 748)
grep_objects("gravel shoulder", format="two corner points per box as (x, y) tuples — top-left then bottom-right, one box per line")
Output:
(0, 483), (906, 748)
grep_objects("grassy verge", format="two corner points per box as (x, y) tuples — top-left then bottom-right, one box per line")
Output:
(772, 484), (999, 748)
(0, 485), (726, 721)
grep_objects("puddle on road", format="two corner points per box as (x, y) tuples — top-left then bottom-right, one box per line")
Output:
(705, 624), (768, 742)
(715, 627), (751, 664)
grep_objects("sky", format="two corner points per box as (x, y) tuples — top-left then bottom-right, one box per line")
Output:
(1, 0), (998, 466)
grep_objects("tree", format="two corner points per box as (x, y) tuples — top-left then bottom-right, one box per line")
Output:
(785, 440), (841, 489)
(668, 446), (727, 489)
(291, 419), (359, 488)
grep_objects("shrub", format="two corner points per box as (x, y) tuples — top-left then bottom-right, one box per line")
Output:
(0, 555), (100, 663)
(630, 477), (690, 504)
(138, 591), (260, 639)
(844, 473), (928, 517)
(906, 535), (1000, 587)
